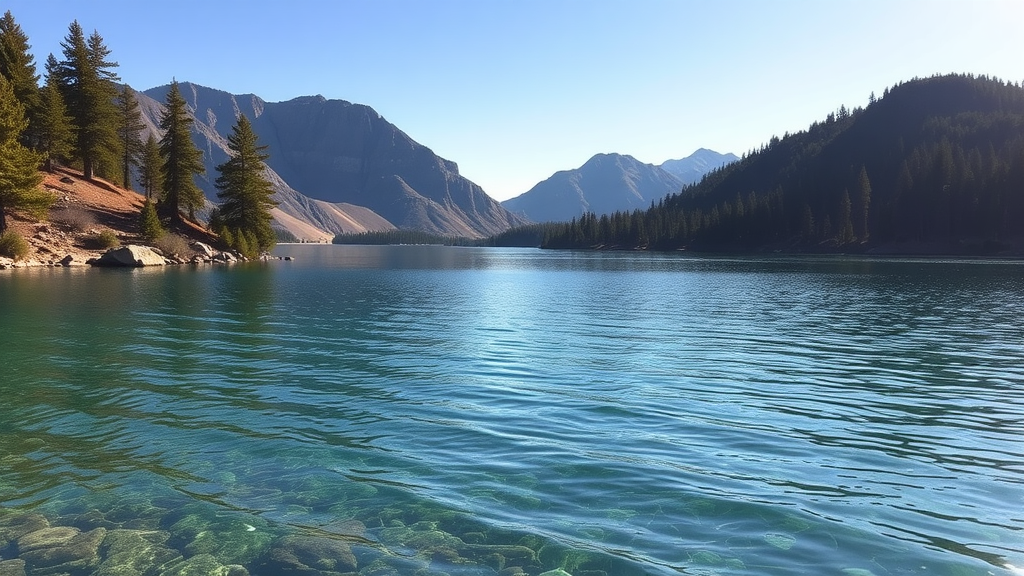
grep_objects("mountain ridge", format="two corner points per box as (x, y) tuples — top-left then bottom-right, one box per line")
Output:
(138, 82), (525, 239)
(501, 153), (684, 223)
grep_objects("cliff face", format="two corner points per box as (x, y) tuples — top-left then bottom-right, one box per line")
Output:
(502, 153), (683, 223)
(139, 83), (524, 239)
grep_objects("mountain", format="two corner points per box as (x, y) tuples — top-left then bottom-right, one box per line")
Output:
(659, 148), (739, 184)
(501, 153), (683, 223)
(138, 83), (525, 239)
(542, 74), (1024, 254)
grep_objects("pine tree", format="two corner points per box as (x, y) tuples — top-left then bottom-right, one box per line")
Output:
(116, 85), (145, 189)
(157, 80), (204, 224)
(0, 11), (40, 147)
(0, 75), (50, 234)
(857, 166), (872, 241)
(838, 189), (854, 244)
(138, 199), (162, 241)
(214, 114), (278, 256)
(36, 60), (74, 172)
(55, 21), (120, 180)
(139, 132), (161, 200)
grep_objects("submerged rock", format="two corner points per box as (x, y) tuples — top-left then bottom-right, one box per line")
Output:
(183, 525), (272, 566)
(93, 245), (167, 267)
(17, 526), (106, 574)
(95, 529), (181, 576)
(158, 553), (228, 576)
(261, 534), (358, 574)
(0, 512), (49, 549)
(0, 559), (26, 576)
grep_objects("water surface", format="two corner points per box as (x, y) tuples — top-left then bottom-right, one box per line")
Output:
(1, 246), (1022, 575)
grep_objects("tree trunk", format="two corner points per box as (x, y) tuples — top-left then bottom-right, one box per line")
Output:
(0, 204), (8, 235)
(83, 157), (93, 180)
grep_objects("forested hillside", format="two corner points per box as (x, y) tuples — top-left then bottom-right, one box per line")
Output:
(543, 74), (1024, 253)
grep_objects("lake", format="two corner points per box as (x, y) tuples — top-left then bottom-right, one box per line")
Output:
(1, 245), (1022, 576)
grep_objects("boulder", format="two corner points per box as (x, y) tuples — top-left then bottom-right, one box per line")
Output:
(93, 245), (167, 267)
(190, 242), (216, 258)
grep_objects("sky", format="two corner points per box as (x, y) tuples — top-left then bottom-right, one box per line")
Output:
(5, 0), (1024, 201)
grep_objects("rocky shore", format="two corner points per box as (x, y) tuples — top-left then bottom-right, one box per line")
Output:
(0, 168), (284, 272)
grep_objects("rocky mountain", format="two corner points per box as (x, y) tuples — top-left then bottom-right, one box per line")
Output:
(501, 153), (683, 223)
(659, 148), (739, 184)
(138, 83), (525, 240)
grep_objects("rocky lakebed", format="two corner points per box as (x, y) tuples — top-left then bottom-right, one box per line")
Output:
(0, 497), (616, 576)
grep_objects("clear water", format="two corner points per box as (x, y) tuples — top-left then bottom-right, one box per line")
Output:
(1, 245), (1023, 576)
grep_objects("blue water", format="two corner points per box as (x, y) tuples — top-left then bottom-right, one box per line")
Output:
(1, 245), (1023, 576)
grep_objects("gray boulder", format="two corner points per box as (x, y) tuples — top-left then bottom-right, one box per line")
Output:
(190, 242), (216, 258)
(94, 245), (167, 267)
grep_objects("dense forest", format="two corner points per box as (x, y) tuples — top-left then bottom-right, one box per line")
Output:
(542, 74), (1024, 253)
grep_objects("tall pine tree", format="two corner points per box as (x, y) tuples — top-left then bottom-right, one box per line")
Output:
(158, 80), (204, 224)
(37, 55), (75, 172)
(139, 133), (161, 200)
(116, 85), (144, 189)
(214, 114), (278, 256)
(0, 11), (39, 148)
(0, 75), (49, 234)
(55, 21), (120, 180)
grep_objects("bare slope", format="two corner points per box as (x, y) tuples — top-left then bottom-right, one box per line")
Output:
(140, 83), (524, 239)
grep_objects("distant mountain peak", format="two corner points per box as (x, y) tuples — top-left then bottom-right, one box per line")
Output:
(501, 153), (682, 223)
(660, 149), (738, 185)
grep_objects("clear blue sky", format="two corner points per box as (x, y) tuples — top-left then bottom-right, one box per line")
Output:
(6, 0), (1023, 201)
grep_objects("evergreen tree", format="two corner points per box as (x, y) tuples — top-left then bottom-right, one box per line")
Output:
(838, 190), (854, 244)
(115, 85), (144, 189)
(857, 166), (872, 241)
(55, 21), (120, 180)
(0, 76), (49, 234)
(138, 199), (162, 241)
(0, 11), (39, 147)
(157, 80), (204, 224)
(139, 132), (161, 200)
(214, 114), (278, 256)
(36, 62), (74, 172)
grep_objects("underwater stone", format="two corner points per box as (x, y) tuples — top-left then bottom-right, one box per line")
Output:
(95, 529), (182, 576)
(0, 513), (49, 548)
(261, 534), (357, 574)
(167, 514), (211, 542)
(0, 559), (26, 576)
(18, 527), (106, 574)
(17, 527), (80, 552)
(222, 565), (249, 576)
(183, 526), (272, 566)
(158, 554), (227, 576)
(538, 570), (573, 576)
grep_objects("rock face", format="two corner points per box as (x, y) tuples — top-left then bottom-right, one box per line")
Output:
(93, 245), (167, 267)
(502, 153), (684, 223)
(139, 83), (525, 239)
(659, 148), (739, 185)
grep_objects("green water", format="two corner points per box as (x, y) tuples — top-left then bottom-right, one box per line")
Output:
(1, 246), (1022, 576)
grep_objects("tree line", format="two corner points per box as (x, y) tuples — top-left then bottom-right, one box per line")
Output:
(0, 11), (276, 258)
(542, 74), (1024, 253)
